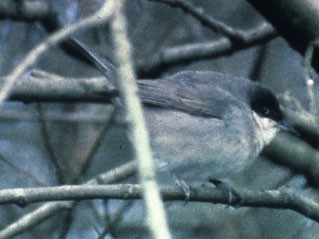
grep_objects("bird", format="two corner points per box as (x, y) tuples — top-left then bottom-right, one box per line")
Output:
(135, 71), (294, 183)
(67, 42), (293, 183)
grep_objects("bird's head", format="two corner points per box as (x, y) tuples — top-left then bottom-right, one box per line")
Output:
(249, 85), (297, 146)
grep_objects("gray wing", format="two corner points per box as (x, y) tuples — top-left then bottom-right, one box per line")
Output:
(138, 71), (246, 119)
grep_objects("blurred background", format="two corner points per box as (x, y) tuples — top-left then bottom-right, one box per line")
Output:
(0, 0), (318, 238)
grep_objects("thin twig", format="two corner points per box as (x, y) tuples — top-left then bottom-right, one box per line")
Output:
(137, 24), (276, 76)
(0, 161), (136, 239)
(36, 103), (117, 236)
(72, 106), (118, 183)
(37, 104), (65, 184)
(0, 154), (46, 187)
(151, 0), (276, 43)
(97, 201), (134, 239)
(304, 44), (319, 137)
(110, 1), (171, 239)
(0, 0), (116, 105)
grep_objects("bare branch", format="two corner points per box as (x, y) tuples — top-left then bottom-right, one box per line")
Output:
(0, 161), (136, 239)
(151, 0), (276, 43)
(245, 0), (319, 72)
(0, 184), (317, 223)
(0, 201), (71, 239)
(0, 154), (46, 187)
(263, 133), (319, 183)
(72, 106), (118, 183)
(0, 0), (116, 105)
(1, 69), (116, 103)
(110, 1), (171, 239)
(0, 108), (112, 123)
(136, 24), (276, 76)
(37, 103), (65, 184)
(303, 44), (319, 144)
(279, 92), (319, 141)
(0, 0), (53, 21)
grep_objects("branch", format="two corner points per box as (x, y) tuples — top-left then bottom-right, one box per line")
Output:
(263, 133), (319, 184)
(0, 0), (113, 71)
(72, 106), (119, 183)
(0, 161), (137, 239)
(0, 201), (71, 239)
(0, 0), (277, 78)
(279, 91), (319, 145)
(136, 23), (276, 76)
(151, 0), (276, 43)
(1, 69), (116, 103)
(0, 0), (53, 21)
(0, 0), (116, 105)
(0, 108), (112, 123)
(245, 0), (319, 72)
(110, 1), (171, 239)
(0, 184), (318, 223)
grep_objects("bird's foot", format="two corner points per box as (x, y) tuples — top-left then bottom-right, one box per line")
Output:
(209, 178), (240, 206)
(174, 177), (190, 202)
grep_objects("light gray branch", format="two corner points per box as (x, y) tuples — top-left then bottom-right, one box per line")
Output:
(0, 0), (116, 105)
(110, 1), (171, 239)
(0, 161), (137, 239)
(1, 69), (116, 103)
(0, 184), (317, 223)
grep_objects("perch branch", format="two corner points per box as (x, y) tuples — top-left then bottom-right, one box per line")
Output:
(0, 161), (136, 239)
(0, 184), (317, 223)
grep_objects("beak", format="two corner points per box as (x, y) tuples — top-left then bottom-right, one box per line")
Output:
(277, 121), (299, 137)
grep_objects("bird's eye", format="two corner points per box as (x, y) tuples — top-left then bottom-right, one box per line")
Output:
(262, 107), (270, 115)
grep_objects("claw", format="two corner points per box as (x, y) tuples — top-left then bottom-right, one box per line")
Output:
(209, 178), (240, 206)
(174, 176), (190, 201)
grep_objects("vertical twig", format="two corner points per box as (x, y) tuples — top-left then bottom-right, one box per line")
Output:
(72, 106), (118, 183)
(37, 103), (65, 184)
(304, 45), (316, 113)
(110, 1), (171, 239)
(304, 43), (319, 137)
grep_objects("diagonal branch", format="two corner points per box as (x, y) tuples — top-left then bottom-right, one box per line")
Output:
(151, 0), (276, 43)
(0, 0), (116, 105)
(137, 24), (276, 76)
(0, 161), (137, 239)
(245, 0), (319, 72)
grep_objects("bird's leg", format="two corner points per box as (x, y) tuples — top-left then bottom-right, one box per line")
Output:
(173, 175), (190, 201)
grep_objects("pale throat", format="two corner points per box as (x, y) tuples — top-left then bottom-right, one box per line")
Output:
(252, 111), (279, 151)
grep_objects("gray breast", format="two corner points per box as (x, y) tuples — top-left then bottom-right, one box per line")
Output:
(144, 105), (261, 183)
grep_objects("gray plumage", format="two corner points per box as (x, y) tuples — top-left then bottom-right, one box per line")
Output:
(137, 71), (283, 182)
